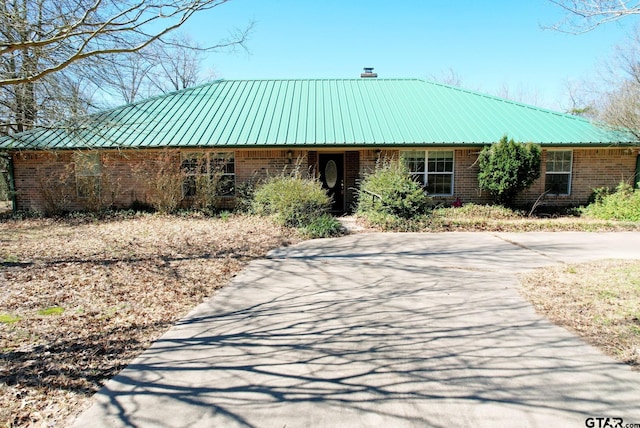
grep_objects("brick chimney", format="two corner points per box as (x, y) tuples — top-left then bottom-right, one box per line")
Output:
(360, 67), (377, 78)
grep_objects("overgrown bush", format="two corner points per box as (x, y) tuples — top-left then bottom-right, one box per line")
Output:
(477, 136), (541, 207)
(582, 182), (640, 221)
(35, 164), (74, 216)
(300, 213), (344, 238)
(356, 158), (431, 230)
(192, 174), (222, 214)
(252, 170), (332, 229)
(234, 175), (258, 213)
(134, 150), (183, 214)
(0, 156), (9, 201)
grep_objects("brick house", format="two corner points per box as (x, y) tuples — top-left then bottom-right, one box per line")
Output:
(0, 78), (638, 213)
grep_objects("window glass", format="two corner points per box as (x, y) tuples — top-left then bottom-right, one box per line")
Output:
(546, 151), (571, 173)
(182, 152), (235, 198)
(545, 151), (572, 195)
(401, 150), (454, 195)
(427, 174), (452, 195)
(401, 151), (426, 173)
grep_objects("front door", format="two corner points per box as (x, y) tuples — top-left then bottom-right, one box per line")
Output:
(319, 153), (344, 212)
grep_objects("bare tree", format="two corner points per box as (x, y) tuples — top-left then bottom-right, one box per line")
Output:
(429, 68), (463, 87)
(588, 26), (640, 140)
(153, 34), (209, 92)
(0, 0), (249, 87)
(87, 51), (158, 105)
(600, 79), (640, 139)
(0, 0), (249, 132)
(563, 79), (598, 117)
(83, 33), (216, 106)
(496, 82), (544, 107)
(548, 0), (640, 33)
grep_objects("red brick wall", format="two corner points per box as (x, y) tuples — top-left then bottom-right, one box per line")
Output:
(11, 150), (177, 212)
(10, 147), (639, 212)
(516, 147), (638, 207)
(358, 147), (638, 207)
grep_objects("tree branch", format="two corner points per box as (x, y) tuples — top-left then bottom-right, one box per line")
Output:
(546, 0), (640, 33)
(0, 0), (242, 86)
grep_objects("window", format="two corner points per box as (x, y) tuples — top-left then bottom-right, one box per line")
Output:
(181, 152), (235, 197)
(210, 152), (235, 197)
(545, 150), (572, 195)
(74, 152), (101, 198)
(401, 150), (454, 195)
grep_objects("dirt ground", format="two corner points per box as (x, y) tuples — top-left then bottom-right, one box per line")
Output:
(0, 213), (298, 427)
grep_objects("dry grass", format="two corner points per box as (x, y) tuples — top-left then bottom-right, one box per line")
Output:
(520, 260), (640, 369)
(0, 213), (298, 427)
(429, 205), (640, 232)
(355, 204), (640, 232)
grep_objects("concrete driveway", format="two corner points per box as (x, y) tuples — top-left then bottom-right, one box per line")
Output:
(72, 232), (640, 428)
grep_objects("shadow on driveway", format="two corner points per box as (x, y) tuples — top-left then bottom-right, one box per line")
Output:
(72, 232), (640, 428)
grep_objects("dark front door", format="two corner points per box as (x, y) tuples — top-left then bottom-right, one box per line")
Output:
(319, 153), (344, 212)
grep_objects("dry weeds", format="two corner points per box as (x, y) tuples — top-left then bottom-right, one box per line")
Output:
(520, 260), (640, 369)
(0, 213), (297, 427)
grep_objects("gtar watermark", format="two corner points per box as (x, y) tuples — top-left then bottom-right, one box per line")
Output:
(585, 417), (640, 428)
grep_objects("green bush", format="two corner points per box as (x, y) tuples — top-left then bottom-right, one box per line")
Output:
(357, 159), (431, 218)
(300, 213), (344, 238)
(252, 172), (331, 228)
(477, 136), (541, 207)
(356, 159), (432, 230)
(582, 182), (640, 221)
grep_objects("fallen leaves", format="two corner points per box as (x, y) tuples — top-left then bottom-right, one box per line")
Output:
(0, 213), (297, 427)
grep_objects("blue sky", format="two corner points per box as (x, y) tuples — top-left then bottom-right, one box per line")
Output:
(184, 0), (634, 110)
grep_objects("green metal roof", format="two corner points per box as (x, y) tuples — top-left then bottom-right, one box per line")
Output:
(0, 79), (635, 150)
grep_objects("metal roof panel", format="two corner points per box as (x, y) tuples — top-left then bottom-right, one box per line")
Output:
(0, 79), (635, 150)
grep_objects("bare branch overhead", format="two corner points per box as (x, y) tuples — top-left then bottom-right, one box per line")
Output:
(0, 0), (249, 86)
(547, 0), (640, 33)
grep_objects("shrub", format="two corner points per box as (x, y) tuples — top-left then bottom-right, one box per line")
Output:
(300, 213), (344, 238)
(357, 158), (431, 228)
(234, 176), (258, 213)
(0, 156), (9, 201)
(35, 164), (74, 215)
(477, 136), (541, 207)
(582, 182), (640, 221)
(133, 150), (183, 214)
(252, 171), (331, 228)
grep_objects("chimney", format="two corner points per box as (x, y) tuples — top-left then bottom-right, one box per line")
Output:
(360, 67), (377, 78)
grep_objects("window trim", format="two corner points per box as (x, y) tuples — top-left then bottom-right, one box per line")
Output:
(401, 150), (455, 196)
(544, 150), (573, 196)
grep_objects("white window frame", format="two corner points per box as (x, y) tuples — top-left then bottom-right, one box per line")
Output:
(401, 150), (455, 196)
(545, 150), (572, 196)
(181, 151), (235, 198)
